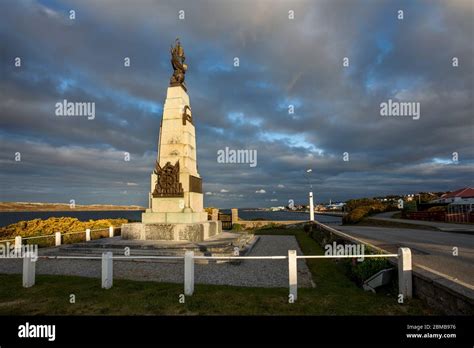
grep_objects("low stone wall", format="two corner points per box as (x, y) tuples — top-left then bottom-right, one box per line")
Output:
(310, 221), (474, 315)
(411, 266), (474, 315)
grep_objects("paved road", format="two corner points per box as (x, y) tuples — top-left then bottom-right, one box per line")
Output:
(371, 212), (474, 232)
(336, 224), (474, 287)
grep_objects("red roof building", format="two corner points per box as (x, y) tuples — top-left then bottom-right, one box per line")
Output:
(432, 187), (474, 204)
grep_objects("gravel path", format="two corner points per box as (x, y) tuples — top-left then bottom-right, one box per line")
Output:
(0, 236), (313, 288)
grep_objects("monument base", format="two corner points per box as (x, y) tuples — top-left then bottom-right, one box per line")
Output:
(121, 221), (222, 242)
(142, 211), (208, 224)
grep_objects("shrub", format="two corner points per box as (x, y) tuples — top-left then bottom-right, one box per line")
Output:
(232, 223), (242, 231)
(343, 206), (371, 224)
(343, 198), (394, 225)
(204, 207), (217, 214)
(303, 221), (317, 233)
(343, 257), (393, 286)
(345, 198), (380, 211)
(0, 217), (128, 240)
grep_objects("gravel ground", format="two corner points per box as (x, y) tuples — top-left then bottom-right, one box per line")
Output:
(0, 236), (313, 288)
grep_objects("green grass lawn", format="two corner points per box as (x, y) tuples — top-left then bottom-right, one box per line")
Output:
(0, 228), (435, 315)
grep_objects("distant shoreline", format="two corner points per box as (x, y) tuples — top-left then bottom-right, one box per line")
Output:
(0, 202), (146, 212)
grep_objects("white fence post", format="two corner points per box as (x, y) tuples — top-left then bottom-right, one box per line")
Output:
(398, 247), (412, 299)
(109, 226), (114, 238)
(184, 251), (194, 296)
(101, 252), (113, 289)
(55, 232), (61, 246)
(288, 250), (298, 301)
(22, 253), (36, 288)
(86, 228), (91, 241)
(15, 236), (22, 253)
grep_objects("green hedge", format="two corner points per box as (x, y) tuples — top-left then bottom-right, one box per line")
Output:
(306, 223), (393, 286)
(342, 257), (392, 286)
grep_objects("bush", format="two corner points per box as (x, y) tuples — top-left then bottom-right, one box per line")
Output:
(343, 257), (393, 285)
(303, 222), (317, 233)
(232, 223), (242, 231)
(204, 207), (217, 214)
(0, 217), (128, 240)
(343, 199), (394, 225)
(346, 198), (381, 211)
(343, 206), (371, 224)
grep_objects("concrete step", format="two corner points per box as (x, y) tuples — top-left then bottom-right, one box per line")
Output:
(43, 247), (204, 256)
(38, 234), (259, 264)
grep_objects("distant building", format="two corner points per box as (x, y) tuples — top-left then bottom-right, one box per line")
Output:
(405, 194), (415, 202)
(397, 199), (404, 209)
(315, 204), (327, 211)
(430, 187), (474, 204)
(434, 188), (474, 223)
(270, 206), (285, 211)
(326, 202), (346, 210)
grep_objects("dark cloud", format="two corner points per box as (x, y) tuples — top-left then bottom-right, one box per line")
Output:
(0, 0), (472, 207)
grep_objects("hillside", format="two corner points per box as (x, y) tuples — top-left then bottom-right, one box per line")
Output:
(0, 202), (145, 212)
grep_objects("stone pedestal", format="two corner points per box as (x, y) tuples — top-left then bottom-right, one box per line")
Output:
(124, 84), (221, 242)
(121, 221), (222, 242)
(142, 211), (208, 224)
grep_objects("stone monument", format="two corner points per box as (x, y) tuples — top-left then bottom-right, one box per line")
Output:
(122, 39), (221, 242)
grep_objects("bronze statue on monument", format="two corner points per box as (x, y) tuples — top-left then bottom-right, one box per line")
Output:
(169, 38), (187, 90)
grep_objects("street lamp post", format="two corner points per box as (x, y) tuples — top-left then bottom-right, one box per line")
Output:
(306, 169), (314, 222)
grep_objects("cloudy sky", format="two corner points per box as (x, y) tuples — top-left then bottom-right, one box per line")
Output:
(0, 0), (473, 208)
